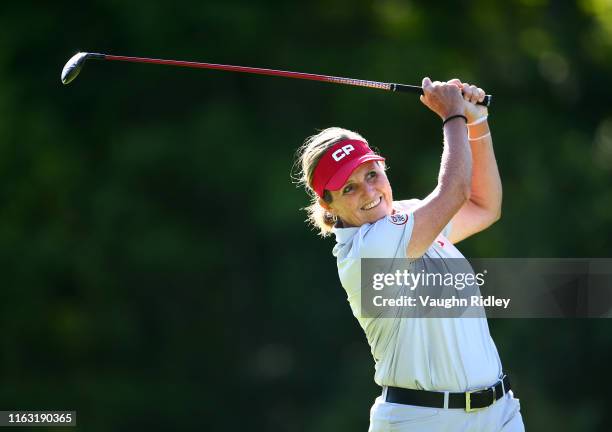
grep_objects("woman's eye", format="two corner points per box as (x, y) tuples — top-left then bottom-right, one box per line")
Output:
(368, 171), (377, 179)
(343, 185), (353, 194)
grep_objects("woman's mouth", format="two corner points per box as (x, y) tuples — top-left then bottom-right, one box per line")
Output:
(361, 196), (382, 211)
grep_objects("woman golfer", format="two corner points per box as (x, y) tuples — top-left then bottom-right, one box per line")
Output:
(295, 78), (524, 431)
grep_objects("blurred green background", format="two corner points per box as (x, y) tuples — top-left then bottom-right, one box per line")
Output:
(1, 0), (611, 430)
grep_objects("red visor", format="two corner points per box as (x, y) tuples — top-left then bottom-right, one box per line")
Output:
(312, 139), (385, 199)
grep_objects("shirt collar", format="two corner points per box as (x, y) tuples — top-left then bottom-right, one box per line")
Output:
(332, 225), (360, 245)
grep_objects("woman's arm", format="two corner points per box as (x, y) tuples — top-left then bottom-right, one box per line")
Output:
(446, 82), (502, 244)
(406, 78), (472, 258)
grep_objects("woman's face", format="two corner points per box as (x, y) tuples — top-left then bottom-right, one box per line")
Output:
(326, 161), (394, 228)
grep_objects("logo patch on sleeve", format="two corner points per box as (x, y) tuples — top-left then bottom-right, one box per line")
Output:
(388, 213), (409, 225)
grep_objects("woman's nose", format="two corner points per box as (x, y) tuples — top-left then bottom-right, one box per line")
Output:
(363, 181), (376, 196)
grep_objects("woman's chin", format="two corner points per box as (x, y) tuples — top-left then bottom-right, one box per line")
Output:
(362, 206), (388, 224)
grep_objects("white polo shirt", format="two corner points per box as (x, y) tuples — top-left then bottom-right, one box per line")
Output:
(332, 200), (502, 392)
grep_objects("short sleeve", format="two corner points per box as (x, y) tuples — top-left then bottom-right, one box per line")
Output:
(442, 220), (452, 238)
(356, 212), (415, 259)
(396, 198), (452, 239)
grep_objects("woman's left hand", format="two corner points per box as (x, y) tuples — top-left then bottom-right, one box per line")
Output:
(447, 79), (488, 123)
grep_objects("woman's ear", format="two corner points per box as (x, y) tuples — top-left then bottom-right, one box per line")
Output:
(318, 197), (331, 211)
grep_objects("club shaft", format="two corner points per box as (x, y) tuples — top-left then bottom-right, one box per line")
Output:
(88, 53), (491, 106)
(103, 54), (395, 90)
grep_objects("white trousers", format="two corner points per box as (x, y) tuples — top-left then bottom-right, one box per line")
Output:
(369, 390), (524, 432)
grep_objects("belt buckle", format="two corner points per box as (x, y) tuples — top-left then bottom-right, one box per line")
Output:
(465, 386), (495, 413)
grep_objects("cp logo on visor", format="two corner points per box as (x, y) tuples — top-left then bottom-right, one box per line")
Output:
(332, 144), (355, 161)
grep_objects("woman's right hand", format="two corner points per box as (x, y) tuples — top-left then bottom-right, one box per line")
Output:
(419, 77), (465, 120)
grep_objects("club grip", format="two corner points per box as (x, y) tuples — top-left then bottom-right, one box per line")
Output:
(391, 83), (492, 107)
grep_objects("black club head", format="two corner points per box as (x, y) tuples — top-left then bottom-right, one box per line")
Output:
(61, 52), (90, 85)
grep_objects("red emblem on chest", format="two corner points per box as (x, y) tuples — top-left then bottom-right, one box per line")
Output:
(389, 213), (409, 225)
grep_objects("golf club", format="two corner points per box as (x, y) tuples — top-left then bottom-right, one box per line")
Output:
(61, 52), (492, 106)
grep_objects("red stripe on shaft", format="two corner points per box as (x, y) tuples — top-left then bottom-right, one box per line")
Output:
(103, 55), (390, 90)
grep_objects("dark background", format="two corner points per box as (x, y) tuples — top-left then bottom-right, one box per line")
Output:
(1, 0), (611, 430)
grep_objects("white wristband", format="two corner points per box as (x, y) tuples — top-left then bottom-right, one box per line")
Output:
(467, 115), (488, 127)
(468, 132), (491, 141)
